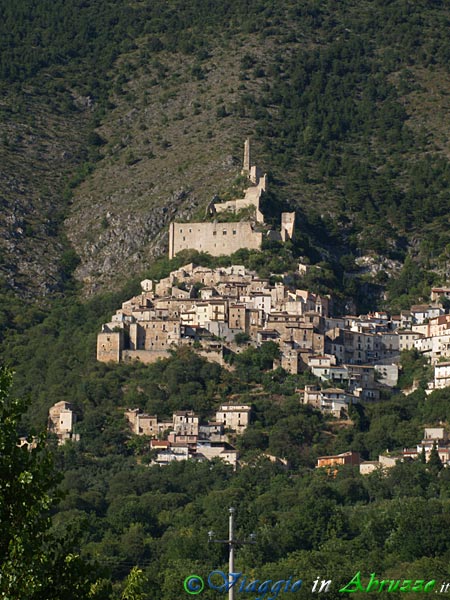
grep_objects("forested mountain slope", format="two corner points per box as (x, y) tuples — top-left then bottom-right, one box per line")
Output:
(1, 0), (449, 299)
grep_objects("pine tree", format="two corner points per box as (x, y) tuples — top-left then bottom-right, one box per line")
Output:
(427, 441), (443, 473)
(420, 446), (426, 463)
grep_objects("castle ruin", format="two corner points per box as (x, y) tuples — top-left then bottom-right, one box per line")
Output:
(168, 139), (295, 259)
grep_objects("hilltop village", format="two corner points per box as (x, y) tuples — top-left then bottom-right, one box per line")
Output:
(95, 258), (450, 467)
(98, 262), (450, 398)
(93, 141), (450, 470)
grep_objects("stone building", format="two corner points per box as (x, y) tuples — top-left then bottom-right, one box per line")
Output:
(125, 409), (159, 436)
(215, 403), (251, 434)
(432, 362), (450, 389)
(172, 411), (199, 436)
(316, 451), (360, 469)
(302, 385), (356, 417)
(48, 401), (80, 444)
(129, 319), (181, 351)
(97, 329), (123, 362)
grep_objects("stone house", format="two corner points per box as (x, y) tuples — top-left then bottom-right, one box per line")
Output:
(431, 287), (450, 302)
(359, 454), (397, 475)
(228, 304), (249, 332)
(196, 441), (238, 469)
(398, 330), (423, 351)
(129, 319), (181, 351)
(410, 304), (443, 324)
(97, 329), (123, 362)
(125, 409), (159, 436)
(215, 403), (251, 434)
(303, 385), (356, 417)
(279, 341), (302, 374)
(48, 401), (80, 444)
(428, 315), (450, 337)
(414, 331), (450, 362)
(316, 451), (360, 469)
(172, 411), (199, 436)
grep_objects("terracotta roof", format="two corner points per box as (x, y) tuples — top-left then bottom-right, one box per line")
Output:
(317, 451), (359, 460)
(150, 440), (170, 448)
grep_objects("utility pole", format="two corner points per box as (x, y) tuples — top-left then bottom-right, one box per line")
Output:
(228, 507), (235, 600)
(209, 507), (256, 600)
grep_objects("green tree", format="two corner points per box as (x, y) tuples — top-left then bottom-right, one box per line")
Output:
(428, 441), (443, 473)
(121, 567), (149, 600)
(0, 367), (106, 599)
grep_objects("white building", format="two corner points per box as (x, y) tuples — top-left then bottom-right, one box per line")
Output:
(433, 362), (450, 389)
(173, 411), (199, 436)
(303, 386), (356, 418)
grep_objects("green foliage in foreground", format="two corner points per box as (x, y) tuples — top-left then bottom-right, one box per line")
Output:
(54, 445), (450, 599)
(0, 367), (109, 600)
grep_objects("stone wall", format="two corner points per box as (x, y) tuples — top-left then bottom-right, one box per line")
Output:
(122, 349), (171, 363)
(214, 174), (266, 223)
(169, 221), (262, 259)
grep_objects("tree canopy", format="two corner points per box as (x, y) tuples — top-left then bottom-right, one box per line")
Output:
(0, 367), (107, 600)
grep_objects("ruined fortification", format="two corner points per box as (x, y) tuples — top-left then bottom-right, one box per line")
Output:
(168, 221), (263, 257)
(168, 140), (295, 259)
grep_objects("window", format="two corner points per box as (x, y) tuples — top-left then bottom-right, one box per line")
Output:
(232, 230), (237, 235)
(223, 230), (227, 235)
(213, 231), (217, 236)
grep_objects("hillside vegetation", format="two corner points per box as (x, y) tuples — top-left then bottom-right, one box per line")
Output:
(0, 0), (449, 300)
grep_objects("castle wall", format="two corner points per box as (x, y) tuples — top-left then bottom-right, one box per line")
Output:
(130, 320), (180, 350)
(169, 221), (262, 259)
(214, 174), (266, 223)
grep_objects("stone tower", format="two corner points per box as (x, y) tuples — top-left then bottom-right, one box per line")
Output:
(242, 138), (250, 175)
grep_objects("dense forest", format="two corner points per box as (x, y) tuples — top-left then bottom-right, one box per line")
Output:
(1, 0), (450, 598)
